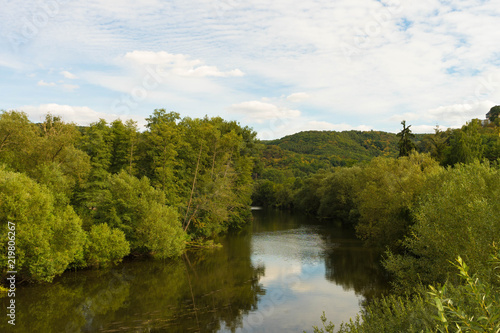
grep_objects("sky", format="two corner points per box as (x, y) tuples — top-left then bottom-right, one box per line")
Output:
(1, 0), (500, 139)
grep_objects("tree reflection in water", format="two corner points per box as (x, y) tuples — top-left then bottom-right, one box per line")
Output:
(1, 210), (389, 333)
(1, 224), (265, 333)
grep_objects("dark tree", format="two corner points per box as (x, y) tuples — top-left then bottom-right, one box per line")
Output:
(486, 105), (500, 122)
(397, 120), (416, 157)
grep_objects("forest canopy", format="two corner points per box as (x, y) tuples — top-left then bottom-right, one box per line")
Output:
(0, 109), (258, 282)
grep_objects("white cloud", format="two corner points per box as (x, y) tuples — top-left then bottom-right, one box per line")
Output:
(123, 50), (245, 78)
(37, 80), (56, 87)
(229, 100), (301, 123)
(18, 103), (147, 128)
(287, 92), (310, 103)
(60, 71), (78, 79)
(388, 100), (493, 130)
(2, 0), (500, 135)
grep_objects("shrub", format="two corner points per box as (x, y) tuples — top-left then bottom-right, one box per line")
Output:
(0, 168), (86, 282)
(85, 224), (130, 268)
(384, 161), (500, 290)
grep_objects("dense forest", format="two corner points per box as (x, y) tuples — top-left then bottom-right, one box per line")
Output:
(0, 109), (258, 283)
(1, 105), (500, 331)
(265, 112), (500, 332)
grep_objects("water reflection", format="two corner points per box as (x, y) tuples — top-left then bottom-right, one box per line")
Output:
(0, 210), (388, 332)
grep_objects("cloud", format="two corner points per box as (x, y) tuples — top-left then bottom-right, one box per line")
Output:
(37, 80), (56, 87)
(228, 100), (301, 123)
(60, 71), (78, 79)
(287, 92), (310, 103)
(18, 103), (147, 128)
(388, 100), (493, 130)
(2, 0), (500, 136)
(123, 50), (245, 78)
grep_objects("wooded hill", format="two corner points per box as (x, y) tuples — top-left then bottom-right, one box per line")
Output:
(258, 130), (425, 175)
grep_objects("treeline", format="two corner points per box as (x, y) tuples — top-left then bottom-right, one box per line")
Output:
(257, 130), (428, 177)
(298, 113), (500, 332)
(0, 109), (258, 283)
(254, 117), (500, 210)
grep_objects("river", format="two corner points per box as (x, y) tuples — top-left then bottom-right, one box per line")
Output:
(0, 209), (388, 332)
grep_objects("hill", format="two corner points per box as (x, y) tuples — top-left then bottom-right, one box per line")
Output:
(257, 130), (425, 176)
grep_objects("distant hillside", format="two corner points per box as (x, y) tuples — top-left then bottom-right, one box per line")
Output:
(258, 130), (425, 176)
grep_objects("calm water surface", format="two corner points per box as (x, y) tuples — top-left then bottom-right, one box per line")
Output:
(1, 210), (388, 332)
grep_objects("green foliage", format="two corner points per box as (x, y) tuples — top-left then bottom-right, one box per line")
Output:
(317, 166), (362, 226)
(384, 162), (500, 290)
(266, 130), (401, 161)
(445, 120), (484, 165)
(87, 171), (187, 258)
(310, 253), (500, 333)
(109, 119), (139, 175)
(487, 105), (500, 122)
(0, 168), (86, 282)
(85, 224), (130, 268)
(354, 152), (441, 251)
(78, 118), (115, 173)
(0, 110), (38, 171)
(397, 120), (417, 157)
(428, 254), (500, 333)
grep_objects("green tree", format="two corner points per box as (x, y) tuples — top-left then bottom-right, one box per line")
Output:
(355, 152), (441, 251)
(317, 166), (362, 226)
(78, 119), (115, 174)
(109, 119), (139, 175)
(90, 171), (186, 258)
(0, 110), (38, 171)
(85, 224), (130, 267)
(423, 126), (449, 164)
(445, 120), (484, 165)
(397, 120), (416, 157)
(384, 161), (500, 290)
(142, 109), (181, 204)
(0, 168), (86, 282)
(487, 105), (500, 122)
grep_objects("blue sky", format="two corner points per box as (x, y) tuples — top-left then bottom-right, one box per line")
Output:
(1, 0), (500, 139)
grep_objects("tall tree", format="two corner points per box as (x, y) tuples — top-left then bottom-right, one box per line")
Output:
(446, 119), (484, 165)
(397, 120), (416, 157)
(143, 109), (181, 205)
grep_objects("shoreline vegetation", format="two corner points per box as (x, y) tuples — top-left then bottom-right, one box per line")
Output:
(0, 109), (257, 283)
(2, 106), (500, 331)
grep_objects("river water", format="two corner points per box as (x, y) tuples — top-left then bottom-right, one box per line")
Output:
(1, 209), (388, 332)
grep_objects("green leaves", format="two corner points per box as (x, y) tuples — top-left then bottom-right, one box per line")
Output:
(397, 120), (417, 157)
(0, 168), (86, 282)
(85, 224), (130, 268)
(385, 162), (500, 289)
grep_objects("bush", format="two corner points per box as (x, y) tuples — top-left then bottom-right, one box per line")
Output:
(354, 152), (441, 251)
(88, 171), (186, 257)
(384, 161), (500, 290)
(308, 253), (500, 333)
(85, 224), (130, 268)
(0, 168), (86, 282)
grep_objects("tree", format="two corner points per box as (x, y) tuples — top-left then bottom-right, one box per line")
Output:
(0, 110), (38, 171)
(445, 119), (483, 165)
(354, 152), (441, 251)
(423, 126), (449, 164)
(396, 120), (416, 157)
(109, 119), (139, 175)
(486, 105), (500, 122)
(85, 224), (130, 268)
(0, 168), (86, 282)
(142, 109), (181, 205)
(90, 171), (186, 258)
(384, 161), (500, 290)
